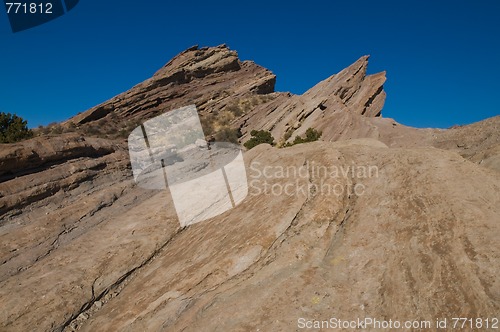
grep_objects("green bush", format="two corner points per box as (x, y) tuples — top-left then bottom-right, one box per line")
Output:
(0, 112), (33, 143)
(284, 128), (322, 147)
(244, 130), (275, 150)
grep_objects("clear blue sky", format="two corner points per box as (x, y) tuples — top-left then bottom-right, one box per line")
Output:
(1, 0), (499, 128)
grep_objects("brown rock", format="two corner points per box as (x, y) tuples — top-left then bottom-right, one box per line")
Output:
(1, 140), (499, 331)
(239, 56), (387, 145)
(68, 45), (276, 128)
(0, 45), (499, 332)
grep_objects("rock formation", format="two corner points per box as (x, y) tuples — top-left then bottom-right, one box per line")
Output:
(238, 55), (386, 144)
(67, 45), (277, 141)
(0, 45), (499, 331)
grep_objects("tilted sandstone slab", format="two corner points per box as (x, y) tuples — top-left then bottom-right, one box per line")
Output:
(68, 45), (276, 128)
(239, 56), (387, 145)
(1, 141), (498, 331)
(0, 134), (128, 217)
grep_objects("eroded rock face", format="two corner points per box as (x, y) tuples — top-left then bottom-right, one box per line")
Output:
(239, 56), (387, 145)
(0, 135), (118, 178)
(0, 135), (130, 217)
(69, 44), (276, 127)
(0, 45), (499, 332)
(67, 46), (389, 149)
(1, 141), (499, 331)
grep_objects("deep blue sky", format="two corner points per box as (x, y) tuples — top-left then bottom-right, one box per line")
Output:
(1, 0), (499, 128)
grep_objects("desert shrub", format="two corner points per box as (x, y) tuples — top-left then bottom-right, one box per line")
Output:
(302, 127), (322, 142)
(35, 124), (50, 136)
(0, 112), (33, 143)
(64, 126), (76, 133)
(117, 128), (129, 138)
(61, 121), (77, 133)
(97, 118), (107, 128)
(240, 100), (251, 113)
(50, 124), (64, 135)
(250, 96), (260, 106)
(226, 103), (243, 117)
(284, 128), (322, 147)
(214, 127), (241, 144)
(200, 113), (215, 136)
(283, 129), (293, 141)
(217, 110), (235, 127)
(83, 125), (100, 136)
(244, 130), (275, 150)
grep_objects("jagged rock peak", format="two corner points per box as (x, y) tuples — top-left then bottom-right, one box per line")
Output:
(69, 44), (276, 126)
(152, 44), (241, 82)
(239, 55), (387, 144)
(305, 55), (386, 117)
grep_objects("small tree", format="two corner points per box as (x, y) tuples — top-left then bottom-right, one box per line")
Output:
(244, 130), (275, 150)
(0, 112), (33, 143)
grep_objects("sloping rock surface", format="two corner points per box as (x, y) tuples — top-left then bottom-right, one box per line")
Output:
(0, 45), (499, 331)
(1, 141), (499, 331)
